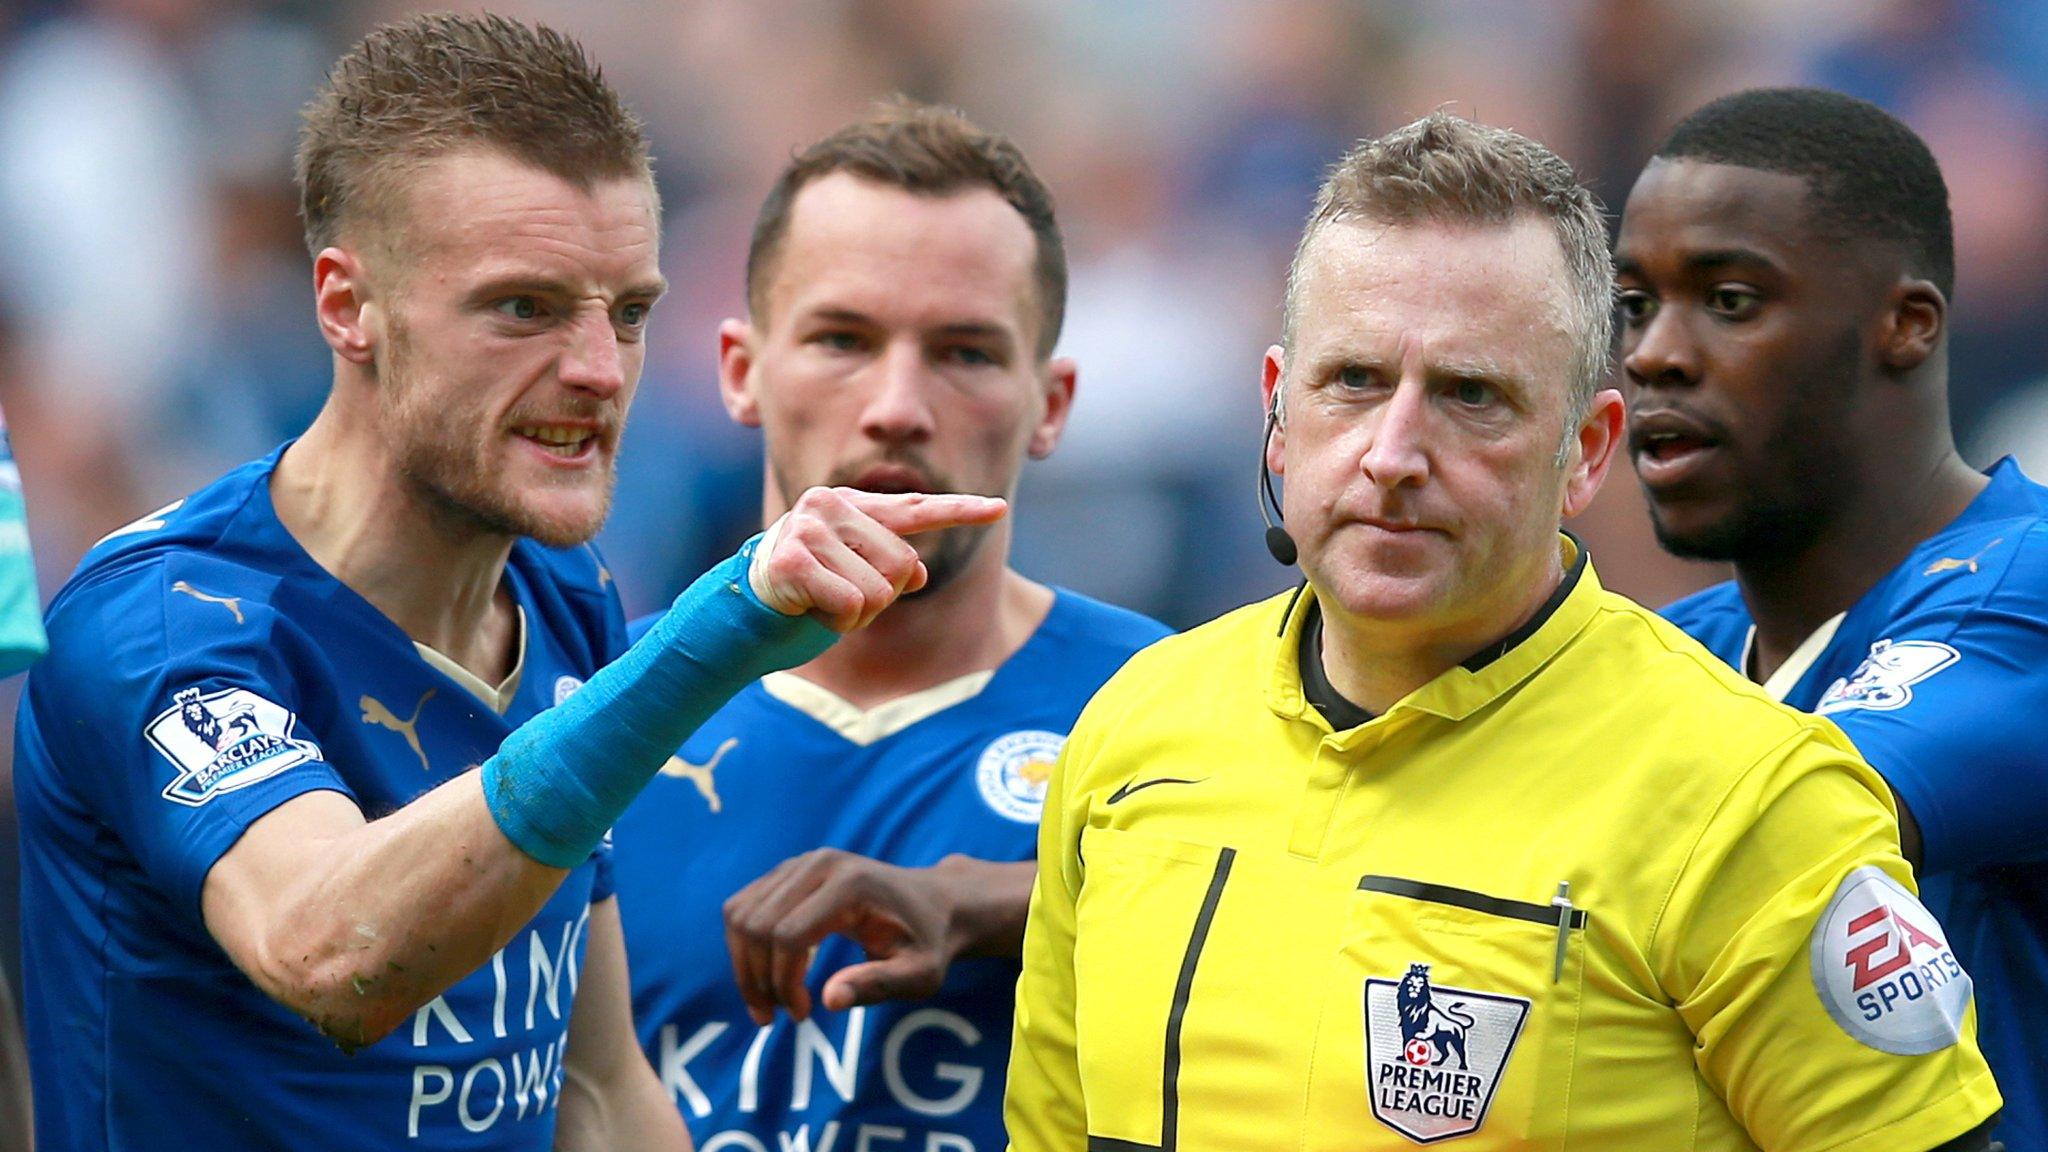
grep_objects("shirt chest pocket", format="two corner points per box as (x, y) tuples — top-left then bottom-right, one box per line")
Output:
(1071, 826), (1234, 1150)
(1305, 875), (1589, 1150)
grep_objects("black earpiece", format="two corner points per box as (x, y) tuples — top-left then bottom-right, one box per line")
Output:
(1259, 400), (1296, 566)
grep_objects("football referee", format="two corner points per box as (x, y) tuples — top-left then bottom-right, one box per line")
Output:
(1004, 112), (2001, 1151)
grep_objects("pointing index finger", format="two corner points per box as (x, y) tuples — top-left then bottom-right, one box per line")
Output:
(840, 490), (1007, 537)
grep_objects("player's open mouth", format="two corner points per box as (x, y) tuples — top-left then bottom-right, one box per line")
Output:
(1629, 410), (1724, 488)
(514, 423), (601, 461)
(1638, 431), (1713, 464)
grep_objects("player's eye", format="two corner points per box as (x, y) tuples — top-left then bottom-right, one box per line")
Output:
(949, 345), (999, 368)
(494, 296), (544, 321)
(616, 301), (651, 329)
(1615, 289), (1655, 326)
(812, 331), (864, 353)
(1706, 285), (1762, 319)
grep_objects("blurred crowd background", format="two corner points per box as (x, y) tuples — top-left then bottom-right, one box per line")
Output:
(2, 0), (2047, 986)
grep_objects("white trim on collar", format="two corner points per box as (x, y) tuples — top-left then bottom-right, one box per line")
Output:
(415, 605), (527, 715)
(761, 668), (997, 747)
(1745, 611), (1847, 703)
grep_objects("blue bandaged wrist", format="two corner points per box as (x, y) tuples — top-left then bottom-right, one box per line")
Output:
(482, 535), (836, 868)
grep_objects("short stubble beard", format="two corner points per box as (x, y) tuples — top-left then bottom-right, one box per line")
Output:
(380, 314), (617, 549)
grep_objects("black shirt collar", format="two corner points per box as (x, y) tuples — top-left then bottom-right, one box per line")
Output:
(1300, 608), (1373, 730)
(1459, 533), (1589, 673)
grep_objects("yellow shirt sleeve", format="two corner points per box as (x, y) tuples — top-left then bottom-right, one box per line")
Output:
(1655, 727), (2001, 1152)
(1006, 706), (1094, 1151)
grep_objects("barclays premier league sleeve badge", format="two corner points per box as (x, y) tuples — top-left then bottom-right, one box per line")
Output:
(1364, 963), (1529, 1143)
(1815, 639), (1959, 715)
(1810, 866), (1971, 1054)
(146, 686), (324, 806)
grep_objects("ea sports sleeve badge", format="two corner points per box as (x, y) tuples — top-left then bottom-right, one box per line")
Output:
(0, 406), (47, 677)
(1811, 866), (1972, 1055)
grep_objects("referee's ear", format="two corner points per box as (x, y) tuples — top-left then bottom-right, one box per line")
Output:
(1560, 387), (1625, 520)
(312, 247), (378, 367)
(1261, 344), (1288, 473)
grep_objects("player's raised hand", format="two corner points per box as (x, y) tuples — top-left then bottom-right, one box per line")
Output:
(748, 487), (1006, 632)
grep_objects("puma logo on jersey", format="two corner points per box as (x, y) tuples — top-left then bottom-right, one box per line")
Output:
(171, 581), (245, 624)
(660, 737), (737, 813)
(1924, 537), (2003, 576)
(360, 688), (436, 772)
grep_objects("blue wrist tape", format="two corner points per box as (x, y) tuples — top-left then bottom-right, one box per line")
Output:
(481, 536), (836, 868)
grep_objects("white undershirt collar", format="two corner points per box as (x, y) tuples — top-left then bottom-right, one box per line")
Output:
(761, 668), (998, 747)
(1742, 611), (1846, 702)
(414, 605), (528, 715)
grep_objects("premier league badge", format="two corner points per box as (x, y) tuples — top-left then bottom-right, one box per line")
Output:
(146, 685), (324, 806)
(1364, 963), (1529, 1143)
(1816, 638), (1959, 715)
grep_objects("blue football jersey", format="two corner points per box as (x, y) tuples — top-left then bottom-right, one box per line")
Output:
(1664, 457), (2048, 1152)
(17, 444), (628, 1151)
(611, 592), (1167, 1152)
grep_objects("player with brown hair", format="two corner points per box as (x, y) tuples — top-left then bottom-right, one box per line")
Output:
(609, 99), (1166, 1151)
(16, 16), (995, 1150)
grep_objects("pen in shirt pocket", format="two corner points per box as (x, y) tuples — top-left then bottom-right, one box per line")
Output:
(1551, 881), (1575, 983)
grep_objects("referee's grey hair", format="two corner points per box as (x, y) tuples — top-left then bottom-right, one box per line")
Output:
(1280, 112), (1613, 444)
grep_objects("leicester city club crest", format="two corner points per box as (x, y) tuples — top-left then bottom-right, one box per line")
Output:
(553, 675), (585, 706)
(1364, 963), (1529, 1143)
(975, 729), (1063, 823)
(145, 685), (323, 807)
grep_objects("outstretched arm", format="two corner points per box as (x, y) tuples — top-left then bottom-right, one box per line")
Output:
(200, 489), (1005, 1048)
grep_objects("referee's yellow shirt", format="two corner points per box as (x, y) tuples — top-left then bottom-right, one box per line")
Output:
(1007, 547), (1999, 1152)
